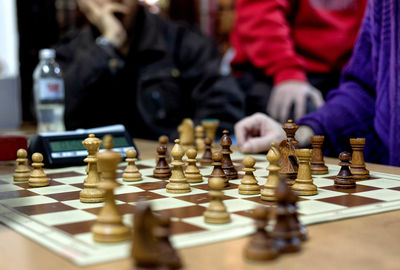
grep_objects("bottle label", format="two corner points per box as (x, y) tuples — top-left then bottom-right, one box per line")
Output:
(39, 78), (64, 100)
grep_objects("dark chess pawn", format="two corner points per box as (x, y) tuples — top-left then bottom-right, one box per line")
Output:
(244, 206), (279, 261)
(335, 152), (356, 189)
(154, 146), (172, 179)
(158, 135), (171, 163)
(154, 213), (183, 269)
(200, 137), (213, 165)
(220, 130), (238, 181)
(271, 176), (302, 253)
(286, 186), (308, 241)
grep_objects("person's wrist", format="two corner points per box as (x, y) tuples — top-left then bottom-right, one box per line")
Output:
(102, 31), (126, 49)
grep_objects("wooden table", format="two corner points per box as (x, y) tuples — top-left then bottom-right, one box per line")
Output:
(0, 139), (400, 270)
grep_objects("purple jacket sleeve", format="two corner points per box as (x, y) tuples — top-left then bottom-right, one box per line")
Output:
(298, 3), (387, 162)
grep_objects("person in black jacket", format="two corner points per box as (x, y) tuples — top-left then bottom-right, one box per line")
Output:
(56, 0), (245, 140)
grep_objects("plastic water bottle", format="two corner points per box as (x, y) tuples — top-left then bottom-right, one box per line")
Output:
(33, 49), (65, 132)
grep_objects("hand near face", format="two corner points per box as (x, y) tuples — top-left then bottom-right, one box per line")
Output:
(77, 0), (128, 48)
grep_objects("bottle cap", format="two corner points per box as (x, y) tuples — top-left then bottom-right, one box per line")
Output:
(39, 49), (56, 60)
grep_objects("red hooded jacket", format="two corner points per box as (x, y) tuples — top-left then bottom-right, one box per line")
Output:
(231, 0), (367, 84)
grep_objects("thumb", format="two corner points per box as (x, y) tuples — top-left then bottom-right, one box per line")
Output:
(242, 133), (278, 153)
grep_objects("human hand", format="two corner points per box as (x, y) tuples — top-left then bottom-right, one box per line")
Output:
(267, 80), (324, 123)
(234, 112), (285, 153)
(77, 0), (128, 48)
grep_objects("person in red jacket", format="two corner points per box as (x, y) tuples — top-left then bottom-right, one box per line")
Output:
(230, 0), (367, 122)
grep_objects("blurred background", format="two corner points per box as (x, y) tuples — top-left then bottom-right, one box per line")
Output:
(0, 0), (235, 129)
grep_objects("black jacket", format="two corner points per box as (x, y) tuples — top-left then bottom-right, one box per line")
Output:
(56, 7), (245, 140)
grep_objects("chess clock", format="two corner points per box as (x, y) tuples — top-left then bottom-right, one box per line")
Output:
(28, 125), (137, 168)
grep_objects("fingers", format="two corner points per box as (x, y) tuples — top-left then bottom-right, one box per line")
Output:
(235, 113), (263, 148)
(242, 133), (280, 153)
(294, 94), (306, 121)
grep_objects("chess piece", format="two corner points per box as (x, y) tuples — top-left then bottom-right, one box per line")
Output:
(271, 176), (302, 253)
(123, 148), (142, 182)
(155, 213), (183, 269)
(286, 188), (308, 242)
(200, 137), (213, 165)
(279, 119), (299, 186)
(292, 149), (318, 196)
(310, 136), (328, 175)
(335, 152), (356, 189)
(178, 118), (194, 151)
(13, 149), (30, 182)
(28, 153), (49, 187)
(238, 156), (260, 195)
(244, 206), (279, 261)
(204, 152), (231, 224)
(209, 150), (228, 187)
(154, 146), (172, 179)
(166, 139), (191, 193)
(350, 138), (370, 180)
(195, 125), (205, 153)
(185, 148), (203, 183)
(220, 130), (238, 181)
(158, 135), (171, 163)
(201, 119), (219, 148)
(80, 134), (105, 203)
(261, 143), (280, 201)
(92, 135), (131, 242)
(131, 201), (161, 269)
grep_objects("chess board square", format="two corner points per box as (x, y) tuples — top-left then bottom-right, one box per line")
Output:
(71, 183), (84, 189)
(15, 180), (64, 189)
(156, 205), (206, 219)
(54, 220), (95, 235)
(0, 190), (37, 200)
(151, 187), (208, 198)
(312, 178), (335, 187)
(115, 191), (165, 202)
(27, 184), (81, 195)
(136, 198), (194, 211)
(200, 199), (259, 212)
(84, 203), (136, 215)
(46, 191), (81, 201)
(0, 195), (57, 207)
(297, 200), (347, 215)
(323, 175), (380, 181)
(318, 195), (384, 207)
(182, 213), (252, 230)
(61, 199), (122, 209)
(321, 184), (379, 194)
(114, 185), (143, 195)
(174, 193), (235, 204)
(298, 189), (345, 200)
(241, 196), (281, 205)
(357, 179), (400, 189)
(15, 202), (75, 215)
(31, 209), (96, 226)
(389, 187), (400, 191)
(131, 181), (167, 191)
(354, 189), (400, 201)
(0, 184), (23, 192)
(170, 220), (206, 235)
(53, 175), (85, 185)
(47, 171), (85, 179)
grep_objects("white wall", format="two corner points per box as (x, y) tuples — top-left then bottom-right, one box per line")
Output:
(0, 0), (21, 128)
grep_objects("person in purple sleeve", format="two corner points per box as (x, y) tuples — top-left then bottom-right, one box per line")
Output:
(234, 0), (400, 166)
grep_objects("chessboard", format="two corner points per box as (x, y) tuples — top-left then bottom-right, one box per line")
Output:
(1, 151), (400, 266)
